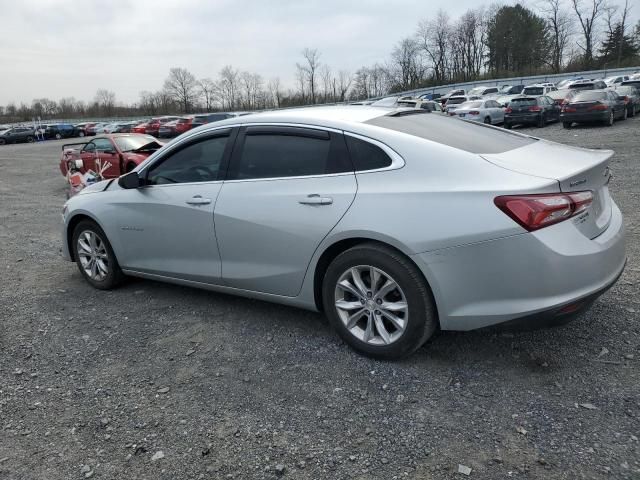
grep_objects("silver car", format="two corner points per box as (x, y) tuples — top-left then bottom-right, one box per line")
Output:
(449, 99), (505, 124)
(61, 106), (626, 359)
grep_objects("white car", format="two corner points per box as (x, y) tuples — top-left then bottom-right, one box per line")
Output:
(522, 84), (558, 96)
(444, 95), (481, 114)
(449, 99), (505, 124)
(604, 75), (629, 86)
(466, 86), (500, 97)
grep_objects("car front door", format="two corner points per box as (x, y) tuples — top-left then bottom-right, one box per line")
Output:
(100, 129), (234, 283)
(214, 125), (357, 296)
(80, 138), (120, 178)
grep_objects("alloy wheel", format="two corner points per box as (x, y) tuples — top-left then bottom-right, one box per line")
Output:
(334, 265), (408, 346)
(77, 230), (109, 281)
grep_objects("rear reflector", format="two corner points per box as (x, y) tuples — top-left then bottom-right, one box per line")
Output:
(494, 191), (593, 231)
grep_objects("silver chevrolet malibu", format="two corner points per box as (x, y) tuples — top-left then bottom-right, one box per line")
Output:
(61, 106), (626, 359)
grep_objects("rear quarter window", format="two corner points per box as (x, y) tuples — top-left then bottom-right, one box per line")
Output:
(366, 114), (536, 154)
(345, 136), (392, 171)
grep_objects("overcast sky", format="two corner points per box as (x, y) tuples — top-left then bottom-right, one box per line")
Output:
(0, 0), (636, 106)
(0, 0), (494, 105)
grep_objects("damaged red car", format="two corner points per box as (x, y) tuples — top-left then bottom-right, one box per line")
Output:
(59, 134), (163, 179)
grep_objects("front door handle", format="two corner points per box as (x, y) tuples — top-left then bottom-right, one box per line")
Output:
(186, 195), (212, 206)
(299, 194), (333, 206)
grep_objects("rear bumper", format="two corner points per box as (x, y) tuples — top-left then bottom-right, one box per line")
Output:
(560, 112), (609, 123)
(411, 200), (626, 331)
(505, 113), (539, 124)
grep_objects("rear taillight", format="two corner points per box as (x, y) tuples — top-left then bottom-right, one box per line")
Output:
(622, 96), (629, 104)
(529, 105), (542, 112)
(505, 107), (512, 114)
(562, 105), (577, 112)
(468, 110), (480, 115)
(588, 103), (607, 111)
(494, 191), (593, 231)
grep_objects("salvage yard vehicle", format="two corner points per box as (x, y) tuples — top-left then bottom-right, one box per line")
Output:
(447, 99), (504, 124)
(396, 98), (444, 112)
(504, 96), (560, 128)
(561, 90), (628, 128)
(522, 84), (558, 96)
(59, 134), (163, 178)
(0, 126), (36, 144)
(444, 95), (481, 114)
(43, 123), (78, 139)
(614, 85), (640, 117)
(60, 106), (626, 360)
(466, 86), (499, 97)
(133, 116), (180, 136)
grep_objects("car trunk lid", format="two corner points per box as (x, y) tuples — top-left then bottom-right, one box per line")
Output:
(481, 140), (613, 239)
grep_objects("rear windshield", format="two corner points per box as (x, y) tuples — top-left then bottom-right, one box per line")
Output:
(462, 101), (483, 108)
(573, 91), (607, 101)
(510, 98), (536, 106)
(570, 83), (594, 90)
(366, 114), (536, 154)
(523, 87), (543, 95)
(447, 97), (466, 105)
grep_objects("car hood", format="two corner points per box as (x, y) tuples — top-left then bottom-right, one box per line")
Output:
(77, 179), (114, 195)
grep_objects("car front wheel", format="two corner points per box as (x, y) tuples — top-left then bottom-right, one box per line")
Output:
(606, 110), (614, 126)
(322, 243), (437, 359)
(72, 220), (125, 290)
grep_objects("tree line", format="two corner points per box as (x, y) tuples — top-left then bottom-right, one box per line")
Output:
(1, 0), (639, 123)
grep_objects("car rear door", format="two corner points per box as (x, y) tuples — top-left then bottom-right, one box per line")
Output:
(214, 125), (357, 296)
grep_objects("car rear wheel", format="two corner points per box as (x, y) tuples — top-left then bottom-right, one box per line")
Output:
(562, 122), (572, 129)
(504, 122), (512, 130)
(0, 139), (5, 145)
(606, 110), (614, 126)
(78, 131), (85, 137)
(483, 116), (491, 124)
(55, 133), (62, 140)
(322, 243), (437, 359)
(536, 113), (545, 128)
(72, 220), (125, 290)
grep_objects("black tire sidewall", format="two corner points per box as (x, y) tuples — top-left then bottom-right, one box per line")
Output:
(71, 220), (123, 290)
(322, 244), (437, 359)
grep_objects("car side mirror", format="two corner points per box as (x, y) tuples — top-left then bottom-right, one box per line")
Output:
(118, 171), (142, 189)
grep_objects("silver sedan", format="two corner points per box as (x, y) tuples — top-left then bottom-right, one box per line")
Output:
(61, 106), (626, 359)
(449, 99), (505, 124)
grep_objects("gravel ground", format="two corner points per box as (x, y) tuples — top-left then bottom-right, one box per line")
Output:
(0, 118), (638, 480)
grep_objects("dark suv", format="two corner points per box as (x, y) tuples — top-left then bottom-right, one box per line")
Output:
(0, 126), (36, 145)
(504, 96), (560, 128)
(43, 124), (78, 140)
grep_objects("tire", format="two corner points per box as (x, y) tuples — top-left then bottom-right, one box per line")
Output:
(78, 131), (85, 137)
(55, 133), (62, 140)
(630, 106), (636, 118)
(322, 243), (437, 360)
(26, 136), (34, 143)
(0, 139), (5, 145)
(72, 220), (125, 290)
(504, 122), (512, 130)
(536, 113), (545, 128)
(483, 116), (491, 124)
(606, 110), (614, 126)
(622, 108), (628, 120)
(562, 122), (572, 129)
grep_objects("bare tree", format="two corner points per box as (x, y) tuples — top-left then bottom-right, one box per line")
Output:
(267, 77), (283, 108)
(94, 89), (116, 116)
(198, 78), (218, 111)
(389, 37), (424, 91)
(571, 0), (607, 68)
(297, 48), (321, 104)
(336, 70), (353, 102)
(541, 0), (575, 72)
(218, 66), (240, 110)
(163, 67), (198, 113)
(417, 10), (450, 84)
(240, 72), (263, 109)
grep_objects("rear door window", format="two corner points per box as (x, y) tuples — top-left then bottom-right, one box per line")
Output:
(228, 127), (351, 180)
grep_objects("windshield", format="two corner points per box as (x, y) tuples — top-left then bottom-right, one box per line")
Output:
(570, 83), (595, 90)
(523, 87), (543, 95)
(114, 135), (158, 151)
(447, 97), (466, 105)
(467, 87), (483, 96)
(573, 91), (607, 101)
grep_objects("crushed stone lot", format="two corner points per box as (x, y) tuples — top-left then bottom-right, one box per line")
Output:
(0, 119), (638, 480)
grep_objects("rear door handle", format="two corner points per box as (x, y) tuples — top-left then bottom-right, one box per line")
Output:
(186, 195), (212, 205)
(298, 194), (333, 206)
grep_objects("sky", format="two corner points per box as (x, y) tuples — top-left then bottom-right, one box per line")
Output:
(0, 0), (637, 106)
